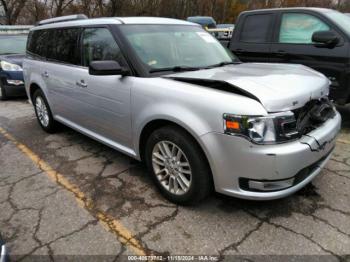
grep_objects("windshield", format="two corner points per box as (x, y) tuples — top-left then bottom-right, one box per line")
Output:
(120, 25), (237, 72)
(0, 34), (28, 55)
(324, 10), (350, 36)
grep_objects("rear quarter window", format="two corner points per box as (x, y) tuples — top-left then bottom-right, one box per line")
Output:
(239, 14), (273, 43)
(27, 30), (48, 57)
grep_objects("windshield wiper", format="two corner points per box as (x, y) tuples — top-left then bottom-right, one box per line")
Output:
(207, 61), (240, 68)
(150, 62), (240, 73)
(150, 66), (201, 73)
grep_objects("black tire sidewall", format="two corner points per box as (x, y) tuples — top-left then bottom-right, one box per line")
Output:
(33, 89), (57, 133)
(0, 83), (7, 101)
(145, 126), (212, 205)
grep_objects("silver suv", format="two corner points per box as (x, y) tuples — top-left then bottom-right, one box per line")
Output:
(23, 15), (341, 205)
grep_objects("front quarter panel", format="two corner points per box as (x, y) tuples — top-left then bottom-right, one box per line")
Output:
(131, 77), (268, 158)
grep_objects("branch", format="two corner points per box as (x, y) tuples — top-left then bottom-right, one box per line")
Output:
(61, 0), (74, 12)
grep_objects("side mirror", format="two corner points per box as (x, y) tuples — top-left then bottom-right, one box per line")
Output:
(312, 31), (339, 48)
(89, 61), (130, 76)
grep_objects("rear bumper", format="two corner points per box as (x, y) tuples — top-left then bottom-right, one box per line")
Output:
(201, 112), (342, 200)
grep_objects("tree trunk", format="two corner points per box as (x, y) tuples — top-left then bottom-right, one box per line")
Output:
(1, 0), (28, 25)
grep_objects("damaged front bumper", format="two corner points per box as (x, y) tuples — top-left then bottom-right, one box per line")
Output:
(200, 112), (342, 200)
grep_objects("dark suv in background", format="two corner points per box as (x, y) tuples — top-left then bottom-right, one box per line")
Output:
(229, 8), (350, 105)
(0, 26), (31, 100)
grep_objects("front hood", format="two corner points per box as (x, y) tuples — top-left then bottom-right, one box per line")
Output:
(0, 54), (25, 67)
(166, 63), (330, 112)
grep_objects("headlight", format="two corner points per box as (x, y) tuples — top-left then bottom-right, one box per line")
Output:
(0, 61), (23, 71)
(223, 112), (299, 144)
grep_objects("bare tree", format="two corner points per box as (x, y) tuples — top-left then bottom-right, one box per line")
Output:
(51, 0), (75, 16)
(22, 0), (49, 24)
(0, 0), (29, 24)
(2, 0), (350, 25)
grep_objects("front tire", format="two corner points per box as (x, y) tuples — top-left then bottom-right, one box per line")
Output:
(33, 89), (58, 133)
(0, 83), (8, 101)
(145, 126), (212, 205)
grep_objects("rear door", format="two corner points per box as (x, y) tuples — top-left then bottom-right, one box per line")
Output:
(270, 11), (349, 101)
(43, 27), (82, 119)
(230, 12), (275, 62)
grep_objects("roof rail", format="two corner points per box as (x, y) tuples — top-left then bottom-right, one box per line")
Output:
(37, 14), (88, 26)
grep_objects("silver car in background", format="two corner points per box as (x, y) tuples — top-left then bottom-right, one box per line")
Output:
(23, 15), (341, 205)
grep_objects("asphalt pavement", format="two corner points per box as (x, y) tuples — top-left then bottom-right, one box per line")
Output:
(0, 99), (349, 261)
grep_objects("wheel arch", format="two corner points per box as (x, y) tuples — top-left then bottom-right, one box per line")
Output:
(29, 82), (41, 103)
(138, 119), (213, 177)
(27, 71), (50, 104)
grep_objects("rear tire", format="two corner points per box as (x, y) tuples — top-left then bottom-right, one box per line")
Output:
(144, 126), (212, 205)
(0, 83), (8, 101)
(33, 89), (58, 133)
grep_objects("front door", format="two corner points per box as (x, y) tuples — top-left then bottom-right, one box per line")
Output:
(72, 27), (133, 150)
(270, 11), (349, 102)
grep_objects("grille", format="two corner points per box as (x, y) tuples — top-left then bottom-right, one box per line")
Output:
(292, 98), (336, 136)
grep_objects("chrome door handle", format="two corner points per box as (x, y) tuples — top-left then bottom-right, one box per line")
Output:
(76, 80), (87, 88)
(42, 72), (49, 78)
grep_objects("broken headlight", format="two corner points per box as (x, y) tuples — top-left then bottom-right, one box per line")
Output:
(223, 112), (299, 144)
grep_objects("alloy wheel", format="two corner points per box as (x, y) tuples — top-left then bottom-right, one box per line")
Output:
(152, 141), (192, 195)
(35, 96), (49, 127)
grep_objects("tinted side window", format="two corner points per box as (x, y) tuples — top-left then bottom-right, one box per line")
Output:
(27, 30), (48, 57)
(82, 28), (123, 67)
(279, 13), (330, 44)
(240, 14), (273, 43)
(27, 31), (33, 53)
(47, 28), (81, 65)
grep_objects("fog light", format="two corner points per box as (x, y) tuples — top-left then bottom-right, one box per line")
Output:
(7, 79), (24, 85)
(247, 178), (295, 192)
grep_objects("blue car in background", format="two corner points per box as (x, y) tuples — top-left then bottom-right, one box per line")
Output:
(0, 26), (31, 100)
